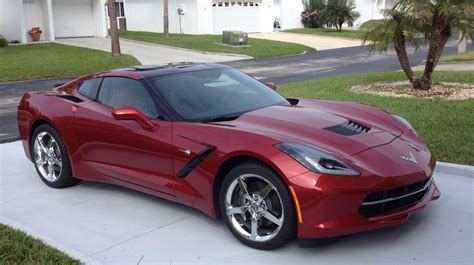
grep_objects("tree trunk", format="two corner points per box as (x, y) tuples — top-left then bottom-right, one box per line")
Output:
(393, 31), (422, 89)
(420, 8), (451, 90)
(108, 0), (121, 57)
(164, 0), (169, 38)
(458, 31), (467, 53)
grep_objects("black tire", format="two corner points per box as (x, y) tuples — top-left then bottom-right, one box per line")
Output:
(30, 124), (80, 188)
(219, 161), (296, 250)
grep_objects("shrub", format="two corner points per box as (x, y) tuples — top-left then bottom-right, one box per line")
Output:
(324, 0), (360, 32)
(0, 36), (7, 48)
(301, 0), (326, 28)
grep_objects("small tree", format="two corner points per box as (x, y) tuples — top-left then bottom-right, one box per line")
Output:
(301, 0), (326, 28)
(324, 0), (359, 32)
(362, 0), (474, 90)
(107, 0), (121, 57)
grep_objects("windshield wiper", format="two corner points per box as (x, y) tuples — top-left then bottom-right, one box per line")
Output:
(201, 115), (241, 123)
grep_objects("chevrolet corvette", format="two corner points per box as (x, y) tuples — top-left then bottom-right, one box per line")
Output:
(18, 63), (441, 249)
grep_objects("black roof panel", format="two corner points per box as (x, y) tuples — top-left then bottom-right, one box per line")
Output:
(113, 62), (229, 78)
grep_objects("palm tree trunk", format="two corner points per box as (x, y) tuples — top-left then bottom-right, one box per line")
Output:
(164, 0), (169, 38)
(420, 8), (451, 90)
(108, 0), (121, 57)
(393, 32), (421, 89)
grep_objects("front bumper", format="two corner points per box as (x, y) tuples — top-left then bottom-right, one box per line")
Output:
(289, 170), (441, 239)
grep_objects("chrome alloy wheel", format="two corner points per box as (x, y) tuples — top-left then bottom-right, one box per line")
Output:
(225, 174), (284, 242)
(33, 132), (62, 182)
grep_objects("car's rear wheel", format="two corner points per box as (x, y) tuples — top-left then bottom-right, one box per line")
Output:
(31, 124), (79, 188)
(219, 162), (296, 250)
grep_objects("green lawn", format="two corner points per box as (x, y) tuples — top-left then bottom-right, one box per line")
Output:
(0, 224), (81, 264)
(279, 71), (474, 165)
(119, 31), (313, 58)
(0, 43), (140, 83)
(285, 28), (365, 40)
(438, 51), (474, 63)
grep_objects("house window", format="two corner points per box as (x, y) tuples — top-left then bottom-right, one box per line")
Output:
(108, 0), (125, 18)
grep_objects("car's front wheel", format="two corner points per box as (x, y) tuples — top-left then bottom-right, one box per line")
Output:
(31, 124), (79, 188)
(219, 162), (296, 250)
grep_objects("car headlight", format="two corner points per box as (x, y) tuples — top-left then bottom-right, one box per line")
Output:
(274, 143), (360, 176)
(391, 114), (417, 134)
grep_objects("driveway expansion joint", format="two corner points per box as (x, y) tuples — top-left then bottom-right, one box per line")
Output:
(93, 214), (195, 255)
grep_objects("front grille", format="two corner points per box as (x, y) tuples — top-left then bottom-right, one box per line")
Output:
(325, 120), (371, 136)
(359, 178), (432, 217)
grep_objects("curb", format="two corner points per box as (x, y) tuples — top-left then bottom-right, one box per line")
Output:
(0, 76), (78, 86)
(119, 38), (254, 59)
(1, 216), (102, 265)
(280, 31), (365, 42)
(435, 162), (474, 178)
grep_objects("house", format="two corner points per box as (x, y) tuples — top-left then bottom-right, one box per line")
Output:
(0, 0), (108, 43)
(0, 0), (394, 44)
(123, 0), (304, 35)
(352, 0), (396, 28)
(0, 0), (303, 43)
(122, 0), (397, 34)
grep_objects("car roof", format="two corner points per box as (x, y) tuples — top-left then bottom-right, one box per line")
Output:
(107, 62), (229, 79)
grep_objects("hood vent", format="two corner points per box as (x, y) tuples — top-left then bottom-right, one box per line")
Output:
(324, 120), (371, 136)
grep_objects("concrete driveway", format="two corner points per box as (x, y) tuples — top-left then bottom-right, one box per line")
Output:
(1, 141), (473, 264)
(249, 32), (362, 51)
(55, 38), (250, 65)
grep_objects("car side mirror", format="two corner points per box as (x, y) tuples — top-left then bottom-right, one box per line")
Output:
(112, 107), (155, 130)
(266, 82), (277, 91)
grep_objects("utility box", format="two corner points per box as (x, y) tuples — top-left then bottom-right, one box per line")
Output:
(222, 31), (248, 46)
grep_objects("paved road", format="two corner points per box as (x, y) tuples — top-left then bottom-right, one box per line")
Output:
(0, 39), (471, 143)
(0, 78), (77, 143)
(0, 141), (472, 264)
(224, 39), (471, 84)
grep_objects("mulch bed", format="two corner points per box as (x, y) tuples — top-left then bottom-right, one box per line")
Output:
(351, 81), (474, 100)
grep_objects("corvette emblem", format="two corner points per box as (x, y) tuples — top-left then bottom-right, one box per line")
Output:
(400, 152), (417, 164)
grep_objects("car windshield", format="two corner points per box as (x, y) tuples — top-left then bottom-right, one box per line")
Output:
(149, 68), (288, 121)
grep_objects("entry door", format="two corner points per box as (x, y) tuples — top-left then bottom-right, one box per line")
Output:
(52, 0), (94, 38)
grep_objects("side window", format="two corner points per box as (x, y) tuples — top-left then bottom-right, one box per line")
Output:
(98, 77), (159, 118)
(78, 78), (102, 99)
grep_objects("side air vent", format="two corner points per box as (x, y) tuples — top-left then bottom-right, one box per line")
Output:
(56, 95), (83, 103)
(324, 120), (371, 136)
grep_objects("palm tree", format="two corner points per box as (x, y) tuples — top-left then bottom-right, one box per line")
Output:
(107, 0), (121, 57)
(362, 0), (474, 90)
(164, 0), (169, 38)
(323, 0), (359, 32)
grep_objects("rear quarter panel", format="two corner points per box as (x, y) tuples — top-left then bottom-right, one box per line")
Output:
(17, 88), (82, 162)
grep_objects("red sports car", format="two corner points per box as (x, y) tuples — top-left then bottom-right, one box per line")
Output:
(18, 63), (441, 250)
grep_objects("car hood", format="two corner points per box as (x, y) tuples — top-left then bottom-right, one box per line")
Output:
(224, 99), (405, 158)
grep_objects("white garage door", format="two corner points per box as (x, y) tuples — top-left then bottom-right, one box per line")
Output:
(52, 0), (94, 38)
(212, 1), (262, 34)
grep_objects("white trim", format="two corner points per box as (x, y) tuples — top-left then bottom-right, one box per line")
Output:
(44, 0), (55, 41)
(17, 0), (27, 43)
